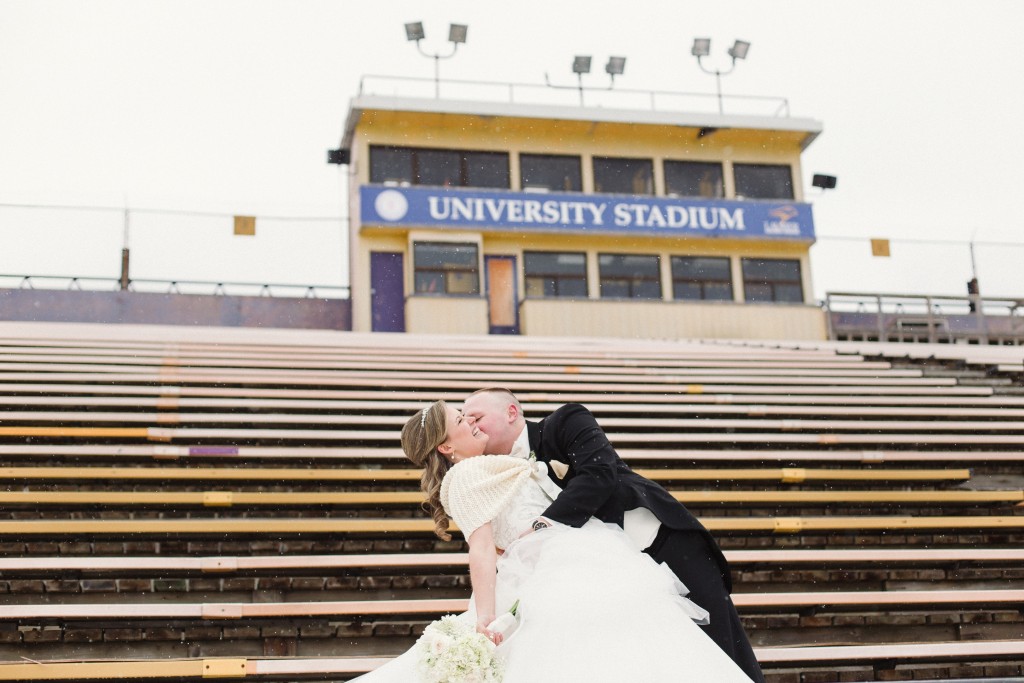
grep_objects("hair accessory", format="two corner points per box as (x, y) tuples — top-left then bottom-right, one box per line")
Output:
(420, 407), (428, 428)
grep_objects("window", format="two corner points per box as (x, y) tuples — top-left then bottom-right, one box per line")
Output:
(413, 242), (480, 295)
(370, 146), (509, 189)
(520, 154), (582, 192)
(671, 256), (733, 301)
(370, 147), (414, 185)
(524, 252), (588, 298)
(464, 151), (510, 188)
(599, 254), (662, 299)
(593, 157), (654, 195)
(733, 163), (794, 199)
(664, 161), (724, 198)
(741, 258), (803, 303)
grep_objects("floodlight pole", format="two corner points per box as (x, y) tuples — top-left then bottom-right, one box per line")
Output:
(695, 56), (740, 115)
(412, 39), (460, 98)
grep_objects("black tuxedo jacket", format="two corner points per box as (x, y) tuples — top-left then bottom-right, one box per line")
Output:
(527, 402), (730, 587)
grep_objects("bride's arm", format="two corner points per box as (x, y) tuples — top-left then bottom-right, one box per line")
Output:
(467, 521), (502, 644)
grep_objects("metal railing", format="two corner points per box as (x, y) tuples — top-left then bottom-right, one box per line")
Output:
(357, 74), (791, 117)
(823, 291), (1024, 345)
(0, 274), (350, 300)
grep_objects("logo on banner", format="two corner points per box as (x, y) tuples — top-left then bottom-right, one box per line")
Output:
(374, 190), (409, 221)
(763, 204), (801, 236)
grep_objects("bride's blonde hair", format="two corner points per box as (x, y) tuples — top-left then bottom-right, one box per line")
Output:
(400, 400), (454, 541)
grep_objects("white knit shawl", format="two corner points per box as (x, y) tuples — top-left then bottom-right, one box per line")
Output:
(439, 455), (535, 541)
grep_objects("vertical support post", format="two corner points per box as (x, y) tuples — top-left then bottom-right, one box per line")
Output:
(926, 296), (937, 344)
(120, 208), (130, 291)
(715, 70), (724, 114)
(875, 295), (884, 342)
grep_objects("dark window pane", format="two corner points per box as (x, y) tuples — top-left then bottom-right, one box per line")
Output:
(599, 254), (659, 278)
(414, 271), (445, 294)
(671, 256), (731, 280)
(372, 147), (510, 189)
(601, 280), (630, 298)
(593, 157), (654, 195)
(775, 284), (805, 302)
(524, 277), (551, 297)
(664, 161), (724, 198)
(413, 242), (479, 295)
(370, 147), (413, 185)
(744, 283), (773, 302)
(599, 254), (661, 299)
(520, 154), (582, 192)
(734, 164), (794, 199)
(524, 251), (587, 298)
(704, 282), (734, 301)
(671, 256), (733, 302)
(416, 149), (462, 187)
(560, 277), (588, 297)
(464, 151), (510, 188)
(634, 280), (662, 299)
(742, 258), (801, 281)
(674, 282), (703, 300)
(741, 258), (802, 303)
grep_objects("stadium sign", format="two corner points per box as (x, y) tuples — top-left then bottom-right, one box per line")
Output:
(361, 185), (814, 240)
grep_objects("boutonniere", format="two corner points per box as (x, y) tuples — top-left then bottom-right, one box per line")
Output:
(528, 450), (536, 462)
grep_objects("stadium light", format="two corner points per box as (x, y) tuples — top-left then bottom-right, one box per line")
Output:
(448, 24), (468, 44)
(404, 21), (469, 98)
(692, 37), (752, 114)
(404, 22), (425, 42)
(605, 56), (626, 76)
(572, 56), (592, 74)
(547, 54), (627, 106)
(727, 40), (750, 60)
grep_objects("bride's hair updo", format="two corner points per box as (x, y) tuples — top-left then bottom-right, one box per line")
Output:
(401, 400), (454, 541)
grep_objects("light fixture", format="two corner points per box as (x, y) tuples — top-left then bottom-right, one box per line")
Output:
(572, 56), (592, 75)
(728, 40), (750, 61)
(448, 23), (468, 44)
(404, 22), (424, 42)
(691, 37), (752, 114)
(546, 54), (627, 105)
(691, 38), (711, 57)
(605, 56), (626, 76)
(404, 21), (469, 98)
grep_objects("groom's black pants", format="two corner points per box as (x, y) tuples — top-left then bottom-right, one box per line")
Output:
(645, 526), (765, 683)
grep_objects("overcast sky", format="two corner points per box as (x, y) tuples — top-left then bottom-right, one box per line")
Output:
(1, 0), (1022, 301)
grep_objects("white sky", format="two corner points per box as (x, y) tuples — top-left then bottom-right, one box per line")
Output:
(1, 0), (1022, 300)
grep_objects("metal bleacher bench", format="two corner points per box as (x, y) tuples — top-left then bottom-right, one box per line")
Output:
(0, 489), (1016, 507)
(1, 515), (1023, 535)
(0, 642), (1022, 681)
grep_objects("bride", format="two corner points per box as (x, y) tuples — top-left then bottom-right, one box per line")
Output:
(352, 400), (753, 682)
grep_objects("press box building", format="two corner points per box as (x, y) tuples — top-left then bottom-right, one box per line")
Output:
(338, 91), (825, 339)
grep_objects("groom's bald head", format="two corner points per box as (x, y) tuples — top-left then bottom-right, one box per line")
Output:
(461, 388), (525, 455)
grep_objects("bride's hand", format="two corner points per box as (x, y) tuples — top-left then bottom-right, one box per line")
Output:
(476, 616), (503, 646)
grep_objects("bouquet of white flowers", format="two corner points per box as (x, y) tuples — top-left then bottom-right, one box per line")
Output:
(415, 615), (504, 683)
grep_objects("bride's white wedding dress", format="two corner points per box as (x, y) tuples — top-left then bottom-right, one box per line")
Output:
(352, 455), (752, 682)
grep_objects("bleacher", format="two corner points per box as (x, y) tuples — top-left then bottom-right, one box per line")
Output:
(1, 321), (1023, 682)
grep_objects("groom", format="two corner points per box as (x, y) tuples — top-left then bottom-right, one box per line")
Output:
(461, 388), (764, 683)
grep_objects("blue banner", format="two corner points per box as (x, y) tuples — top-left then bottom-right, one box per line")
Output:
(360, 185), (814, 241)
